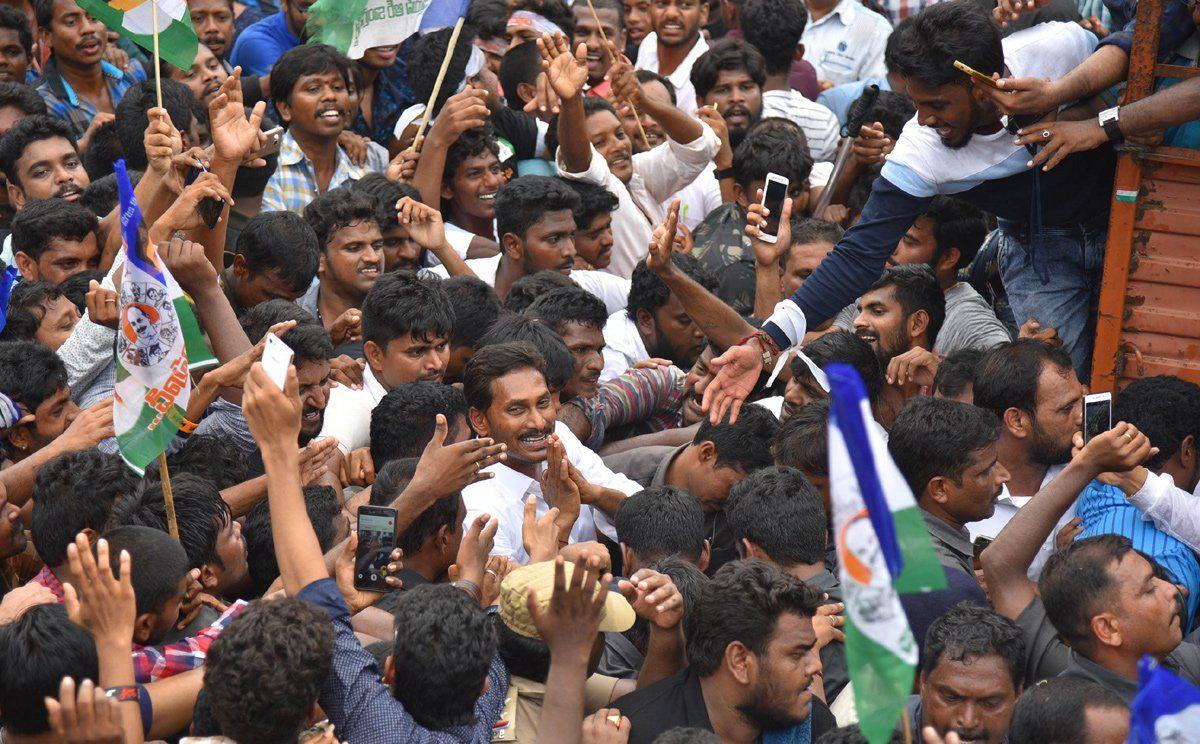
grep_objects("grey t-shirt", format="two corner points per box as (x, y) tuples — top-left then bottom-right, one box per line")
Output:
(832, 283), (1011, 354)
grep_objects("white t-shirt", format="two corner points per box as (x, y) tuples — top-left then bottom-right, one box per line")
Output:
(634, 32), (709, 116)
(600, 311), (648, 382)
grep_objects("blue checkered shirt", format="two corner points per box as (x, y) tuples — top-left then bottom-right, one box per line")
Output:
(261, 131), (385, 214)
(33, 58), (146, 140)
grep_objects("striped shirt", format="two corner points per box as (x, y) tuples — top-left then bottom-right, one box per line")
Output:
(33, 58), (146, 140)
(760, 90), (842, 162)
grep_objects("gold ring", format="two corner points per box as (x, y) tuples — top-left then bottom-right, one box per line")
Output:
(607, 714), (622, 727)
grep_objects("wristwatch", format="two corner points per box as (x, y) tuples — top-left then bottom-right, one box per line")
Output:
(1098, 107), (1124, 143)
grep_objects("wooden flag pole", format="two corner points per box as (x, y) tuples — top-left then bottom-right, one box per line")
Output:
(158, 453), (178, 539)
(584, 0), (650, 151)
(412, 16), (467, 153)
(151, 0), (163, 108)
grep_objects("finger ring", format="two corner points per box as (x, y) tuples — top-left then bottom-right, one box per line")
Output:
(474, 460), (481, 472)
(1042, 129), (1051, 139)
(607, 714), (622, 727)
(485, 569), (498, 577)
(1124, 432), (1133, 440)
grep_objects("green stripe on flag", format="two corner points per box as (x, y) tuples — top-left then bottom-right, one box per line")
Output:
(175, 296), (216, 370)
(76, 0), (198, 72)
(892, 505), (947, 594)
(115, 393), (187, 475)
(307, 0), (370, 55)
(843, 618), (917, 744)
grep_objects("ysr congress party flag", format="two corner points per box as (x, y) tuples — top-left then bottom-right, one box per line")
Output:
(308, 0), (469, 59)
(826, 364), (945, 744)
(113, 160), (215, 475)
(76, 0), (198, 72)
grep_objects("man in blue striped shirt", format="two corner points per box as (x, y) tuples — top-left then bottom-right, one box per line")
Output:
(1074, 376), (1200, 627)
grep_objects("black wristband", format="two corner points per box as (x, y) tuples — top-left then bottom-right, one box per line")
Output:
(714, 166), (735, 180)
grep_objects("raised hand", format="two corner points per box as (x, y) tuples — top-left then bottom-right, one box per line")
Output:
(159, 235), (219, 293)
(209, 66), (268, 165)
(150, 171), (233, 241)
(701, 344), (764, 424)
(452, 513), (498, 588)
(85, 281), (119, 329)
(63, 534), (136, 646)
(340, 447), (376, 487)
(618, 568), (683, 630)
(522, 71), (562, 120)
(991, 0), (1053, 25)
(429, 89), (489, 146)
(328, 355), (365, 390)
(479, 555), (515, 608)
(396, 196), (447, 251)
(1074, 422), (1159, 476)
(647, 199), (681, 272)
(527, 555), (611, 655)
(299, 437), (339, 485)
(144, 107), (183, 179)
(851, 121), (893, 165)
(885, 346), (939, 387)
(606, 50), (643, 110)
(696, 105), (732, 168)
(812, 599), (846, 649)
(747, 190), (793, 266)
(386, 137), (421, 183)
(540, 434), (581, 525)
(242, 361), (302, 452)
(538, 33), (588, 101)
(523, 494), (563, 564)
(335, 533), (402, 612)
(44, 678), (124, 744)
(174, 568), (204, 630)
(328, 308), (363, 346)
(406, 414), (507, 499)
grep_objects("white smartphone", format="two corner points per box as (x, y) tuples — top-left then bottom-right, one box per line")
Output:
(262, 333), (294, 391)
(758, 172), (789, 244)
(1083, 392), (1112, 443)
(252, 126), (285, 159)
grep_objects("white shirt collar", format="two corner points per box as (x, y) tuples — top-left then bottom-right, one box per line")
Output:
(640, 32), (709, 87)
(363, 365), (388, 405)
(812, 0), (859, 27)
(998, 463), (1065, 508)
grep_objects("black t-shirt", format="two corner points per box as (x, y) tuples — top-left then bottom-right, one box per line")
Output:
(612, 667), (836, 744)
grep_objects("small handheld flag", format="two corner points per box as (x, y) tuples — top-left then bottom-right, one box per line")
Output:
(307, 0), (471, 60)
(1129, 655), (1200, 743)
(75, 0), (199, 73)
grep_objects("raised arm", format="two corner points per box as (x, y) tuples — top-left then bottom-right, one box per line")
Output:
(409, 89), (490, 208)
(608, 50), (701, 146)
(542, 33), (593, 175)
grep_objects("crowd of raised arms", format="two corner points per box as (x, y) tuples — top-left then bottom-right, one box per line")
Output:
(0, 0), (1196, 741)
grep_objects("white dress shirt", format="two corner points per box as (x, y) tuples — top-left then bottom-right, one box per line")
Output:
(426, 255), (632, 316)
(800, 0), (892, 86)
(317, 365), (389, 455)
(968, 463), (1071, 580)
(557, 124), (721, 279)
(1127, 471), (1200, 553)
(461, 421), (643, 563)
(600, 311), (649, 382)
(662, 164), (724, 231)
(634, 32), (709, 116)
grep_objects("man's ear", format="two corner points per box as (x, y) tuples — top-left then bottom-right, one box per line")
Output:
(198, 563), (220, 591)
(699, 1), (709, 26)
(732, 182), (747, 207)
(926, 475), (950, 507)
(633, 307), (657, 343)
(1179, 434), (1196, 471)
(468, 406), (491, 439)
(1003, 407), (1030, 440)
(1091, 612), (1121, 650)
(724, 640), (755, 685)
(276, 100), (293, 124)
(501, 232), (523, 261)
(382, 655), (397, 686)
(936, 247), (961, 277)
(363, 340), (385, 375)
(620, 543), (636, 575)
(316, 250), (327, 277)
(133, 612), (157, 645)
(695, 439), (717, 466)
(440, 181), (455, 201)
(436, 523), (455, 554)
(698, 539), (711, 573)
(5, 414), (36, 453)
(741, 537), (771, 562)
(12, 251), (37, 281)
(793, 43), (805, 61)
(7, 180), (23, 210)
(516, 81), (537, 107)
(231, 253), (250, 279)
(906, 308), (930, 344)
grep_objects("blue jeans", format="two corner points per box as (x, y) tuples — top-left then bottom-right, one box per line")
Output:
(996, 219), (1107, 379)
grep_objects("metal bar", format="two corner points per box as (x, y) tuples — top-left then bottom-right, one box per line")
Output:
(1091, 152), (1146, 392)
(1154, 64), (1200, 80)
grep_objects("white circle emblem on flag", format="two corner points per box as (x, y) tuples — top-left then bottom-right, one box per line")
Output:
(107, 0), (187, 35)
(118, 281), (178, 369)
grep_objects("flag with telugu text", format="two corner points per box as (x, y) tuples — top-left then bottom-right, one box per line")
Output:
(76, 0), (198, 72)
(307, 0), (469, 60)
(113, 159), (214, 475)
(827, 363), (945, 744)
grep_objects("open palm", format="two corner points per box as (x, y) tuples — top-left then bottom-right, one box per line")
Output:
(540, 34), (588, 100)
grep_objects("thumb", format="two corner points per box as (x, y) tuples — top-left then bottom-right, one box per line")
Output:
(432, 413), (448, 447)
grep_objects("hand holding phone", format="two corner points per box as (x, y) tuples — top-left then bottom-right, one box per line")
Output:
(354, 506), (398, 593)
(758, 172), (789, 244)
(261, 333), (294, 391)
(954, 60), (1001, 90)
(1083, 392), (1113, 443)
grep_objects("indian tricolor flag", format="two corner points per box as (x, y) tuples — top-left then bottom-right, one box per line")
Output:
(826, 364), (945, 744)
(112, 160), (215, 475)
(307, 0), (469, 60)
(77, 0), (198, 72)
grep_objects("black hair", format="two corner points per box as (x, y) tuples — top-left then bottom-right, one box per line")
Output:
(973, 339), (1075, 418)
(0, 338), (67, 411)
(397, 486), (462, 556)
(467, 0), (509, 39)
(235, 211), (321, 293)
(10, 197), (97, 262)
(499, 39), (543, 107)
(494, 175), (581, 245)
(442, 275), (503, 350)
(788, 217), (844, 250)
(575, 0), (623, 29)
(864, 264), (945, 348)
(615, 485), (707, 564)
(1114, 376), (1200, 472)
(350, 173), (419, 232)
(627, 253), (717, 320)
(1007, 677), (1128, 744)
(0, 113), (73, 188)
(494, 612), (552, 682)
(388, 584), (498, 729)
(205, 598), (334, 744)
(890, 0), (1003, 90)
(282, 321), (336, 366)
(525, 286), (608, 335)
(407, 26), (480, 117)
(243, 487), (344, 595)
(933, 347), (984, 400)
(888, 396), (1000, 499)
(0, 604), (98, 735)
(503, 270), (578, 313)
(163, 434), (250, 491)
(795, 329), (882, 405)
(239, 300), (317, 343)
(78, 171), (125, 216)
(268, 44), (352, 121)
(637, 69), (676, 104)
(56, 268), (105, 311)
(0, 280), (61, 342)
(862, 89), (916, 141)
(443, 125), (500, 190)
(302, 186), (385, 250)
(685, 560), (822, 676)
(114, 79), (196, 171)
(693, 402), (778, 473)
(113, 473), (233, 572)
(921, 602), (1025, 691)
(726, 466), (825, 566)
(362, 270), (455, 350)
(740, 0), (806, 76)
(653, 729), (723, 744)
(771, 399), (829, 477)
(732, 126), (813, 190)
(463, 340), (547, 411)
(925, 196), (988, 270)
(370, 382), (468, 467)
(369, 456), (420, 508)
(30, 450), (140, 567)
(690, 38), (766, 99)
(478, 312), (574, 392)
(100, 525), (191, 616)
(1039, 534), (1136, 651)
(0, 6), (31, 58)
(565, 180), (619, 229)
(0, 81), (44, 117)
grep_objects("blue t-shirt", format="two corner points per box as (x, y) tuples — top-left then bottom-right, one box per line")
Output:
(230, 12), (300, 76)
(817, 76), (891, 128)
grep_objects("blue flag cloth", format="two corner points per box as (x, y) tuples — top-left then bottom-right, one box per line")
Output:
(1129, 655), (1200, 743)
(419, 0), (471, 31)
(0, 263), (19, 335)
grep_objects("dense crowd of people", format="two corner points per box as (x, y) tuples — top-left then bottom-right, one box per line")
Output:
(0, 0), (1197, 741)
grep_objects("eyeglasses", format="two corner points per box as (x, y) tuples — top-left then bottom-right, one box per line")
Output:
(297, 720), (334, 744)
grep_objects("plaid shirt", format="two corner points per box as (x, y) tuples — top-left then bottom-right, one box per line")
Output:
(567, 366), (686, 449)
(131, 600), (248, 683)
(30, 565), (65, 601)
(261, 131), (381, 214)
(33, 58), (146, 140)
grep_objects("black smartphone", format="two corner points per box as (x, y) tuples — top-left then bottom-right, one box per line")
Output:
(184, 165), (225, 230)
(759, 172), (789, 243)
(354, 505), (397, 592)
(1083, 392), (1113, 443)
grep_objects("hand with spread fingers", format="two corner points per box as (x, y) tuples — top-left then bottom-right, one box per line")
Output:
(451, 513), (499, 590)
(523, 494), (563, 564)
(1014, 119), (1107, 172)
(479, 555), (515, 608)
(618, 569), (683, 631)
(396, 196), (447, 251)
(527, 555), (612, 656)
(62, 534), (136, 647)
(407, 414), (507, 500)
(44, 678), (125, 744)
(538, 32), (589, 102)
